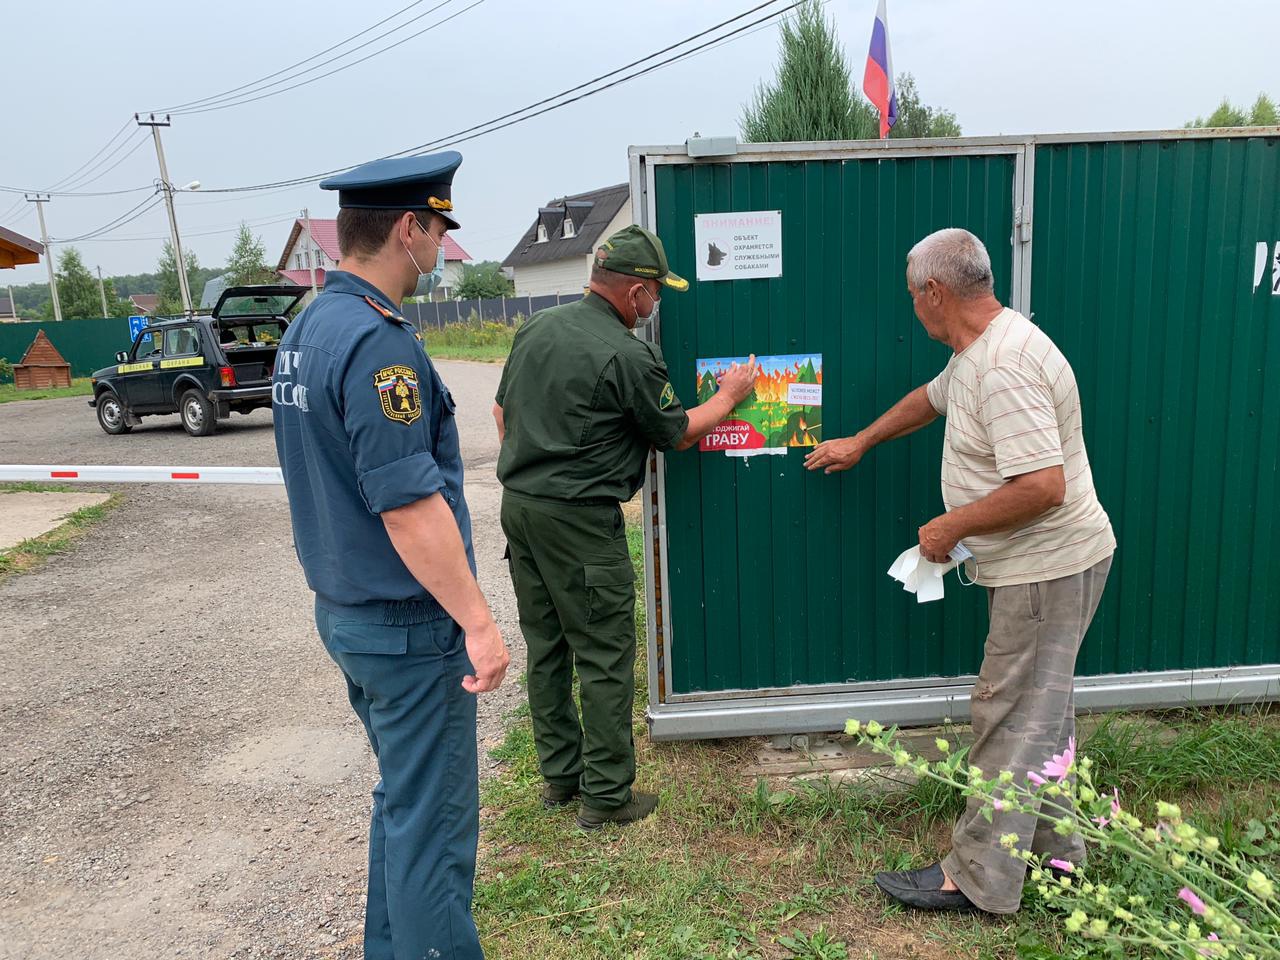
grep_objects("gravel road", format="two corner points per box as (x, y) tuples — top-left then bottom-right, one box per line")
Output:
(0, 361), (525, 960)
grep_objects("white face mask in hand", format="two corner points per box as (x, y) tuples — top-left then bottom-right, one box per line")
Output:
(887, 542), (973, 603)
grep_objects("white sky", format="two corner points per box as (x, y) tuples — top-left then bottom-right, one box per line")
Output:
(1, 0), (1273, 289)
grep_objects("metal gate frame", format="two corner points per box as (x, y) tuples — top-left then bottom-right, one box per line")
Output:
(631, 129), (1280, 741)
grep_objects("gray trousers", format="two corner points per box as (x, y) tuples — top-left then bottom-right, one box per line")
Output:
(942, 554), (1113, 914)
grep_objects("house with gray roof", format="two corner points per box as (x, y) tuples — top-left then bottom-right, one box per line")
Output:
(501, 183), (631, 297)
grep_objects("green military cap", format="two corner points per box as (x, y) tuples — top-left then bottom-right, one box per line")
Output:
(593, 224), (689, 292)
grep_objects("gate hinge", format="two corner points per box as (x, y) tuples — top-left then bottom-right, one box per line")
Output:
(1015, 205), (1033, 243)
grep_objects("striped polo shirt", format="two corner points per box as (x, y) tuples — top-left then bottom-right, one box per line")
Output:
(926, 308), (1115, 587)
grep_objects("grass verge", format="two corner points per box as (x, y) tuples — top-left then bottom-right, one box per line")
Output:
(0, 481), (75, 494)
(473, 525), (1280, 959)
(423, 319), (518, 363)
(0, 493), (121, 581)
(0, 378), (95, 403)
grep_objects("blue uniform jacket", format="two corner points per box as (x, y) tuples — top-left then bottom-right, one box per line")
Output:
(272, 270), (472, 625)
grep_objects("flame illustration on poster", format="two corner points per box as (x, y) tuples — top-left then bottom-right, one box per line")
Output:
(695, 354), (822, 454)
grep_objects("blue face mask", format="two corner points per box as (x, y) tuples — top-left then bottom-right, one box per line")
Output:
(427, 242), (445, 294)
(406, 217), (447, 294)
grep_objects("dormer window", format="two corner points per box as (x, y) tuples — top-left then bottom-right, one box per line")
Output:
(537, 205), (565, 243)
(562, 217), (576, 239)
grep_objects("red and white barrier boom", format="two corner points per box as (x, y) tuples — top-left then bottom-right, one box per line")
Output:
(0, 465), (283, 485)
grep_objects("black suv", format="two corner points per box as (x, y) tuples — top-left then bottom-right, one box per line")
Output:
(89, 284), (307, 437)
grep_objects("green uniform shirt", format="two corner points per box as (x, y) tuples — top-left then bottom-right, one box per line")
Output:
(495, 293), (690, 502)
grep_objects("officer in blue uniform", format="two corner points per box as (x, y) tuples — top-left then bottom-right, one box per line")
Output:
(273, 150), (510, 960)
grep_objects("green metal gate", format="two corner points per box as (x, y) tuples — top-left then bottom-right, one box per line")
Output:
(633, 130), (1280, 740)
(1029, 134), (1280, 679)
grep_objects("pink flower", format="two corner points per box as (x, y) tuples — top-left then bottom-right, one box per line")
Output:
(1049, 859), (1075, 873)
(1179, 887), (1208, 916)
(1041, 737), (1077, 782)
(1027, 771), (1047, 786)
(993, 799), (1005, 811)
(1094, 789), (1122, 828)
(1199, 934), (1221, 958)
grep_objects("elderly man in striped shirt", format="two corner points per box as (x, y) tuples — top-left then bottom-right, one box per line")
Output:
(805, 227), (1116, 915)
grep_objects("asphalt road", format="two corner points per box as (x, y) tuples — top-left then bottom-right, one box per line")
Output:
(0, 361), (524, 960)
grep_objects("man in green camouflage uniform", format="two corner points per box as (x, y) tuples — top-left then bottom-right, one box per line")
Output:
(493, 225), (757, 829)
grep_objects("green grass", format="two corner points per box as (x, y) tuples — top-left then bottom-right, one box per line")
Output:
(423, 319), (518, 362)
(0, 481), (75, 494)
(473, 524), (1280, 959)
(0, 378), (94, 403)
(0, 495), (121, 581)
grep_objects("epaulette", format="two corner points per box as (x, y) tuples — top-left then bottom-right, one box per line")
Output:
(364, 295), (403, 322)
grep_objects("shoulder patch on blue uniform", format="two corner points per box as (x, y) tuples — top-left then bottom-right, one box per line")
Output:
(374, 365), (421, 424)
(364, 295), (403, 322)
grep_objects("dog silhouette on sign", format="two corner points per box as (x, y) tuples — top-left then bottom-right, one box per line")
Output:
(707, 241), (727, 267)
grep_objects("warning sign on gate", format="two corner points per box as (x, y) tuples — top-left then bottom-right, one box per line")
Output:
(693, 210), (783, 281)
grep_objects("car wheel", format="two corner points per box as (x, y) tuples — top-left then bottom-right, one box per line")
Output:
(96, 392), (132, 435)
(180, 388), (217, 437)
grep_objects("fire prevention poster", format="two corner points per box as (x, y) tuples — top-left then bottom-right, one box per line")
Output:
(695, 353), (822, 453)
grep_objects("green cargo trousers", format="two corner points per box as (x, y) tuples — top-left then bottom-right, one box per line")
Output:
(500, 490), (638, 810)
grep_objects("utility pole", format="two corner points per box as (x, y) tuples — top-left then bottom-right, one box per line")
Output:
(301, 207), (318, 298)
(136, 113), (193, 316)
(6, 285), (16, 320)
(96, 265), (109, 317)
(25, 194), (62, 322)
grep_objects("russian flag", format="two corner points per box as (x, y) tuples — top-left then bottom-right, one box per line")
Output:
(863, 0), (898, 138)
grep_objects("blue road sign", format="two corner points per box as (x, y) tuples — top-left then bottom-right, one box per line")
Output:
(128, 315), (151, 344)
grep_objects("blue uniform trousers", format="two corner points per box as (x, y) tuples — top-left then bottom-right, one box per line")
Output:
(315, 603), (482, 960)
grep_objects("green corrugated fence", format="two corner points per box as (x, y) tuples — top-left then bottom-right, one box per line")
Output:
(0, 317), (137, 378)
(642, 131), (1280, 721)
(655, 154), (1013, 693)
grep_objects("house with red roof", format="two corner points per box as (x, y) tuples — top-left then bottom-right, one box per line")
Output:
(128, 294), (159, 316)
(275, 218), (472, 300)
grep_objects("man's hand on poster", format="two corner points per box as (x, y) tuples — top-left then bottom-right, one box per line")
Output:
(717, 354), (760, 405)
(804, 434), (866, 474)
(918, 513), (961, 564)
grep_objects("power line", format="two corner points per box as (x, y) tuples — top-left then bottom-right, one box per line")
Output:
(1, 1), (473, 214)
(665, 0), (805, 67)
(173, 0), (481, 117)
(152, 0), (439, 114)
(0, 119), (136, 222)
(58, 132), (152, 193)
(181, 182), (315, 206)
(383, 1), (806, 158)
(47, 119), (137, 190)
(10, 0), (798, 245)
(0, 181), (154, 198)
(53, 193), (164, 244)
(200, 0), (799, 194)
(71, 212), (299, 244)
